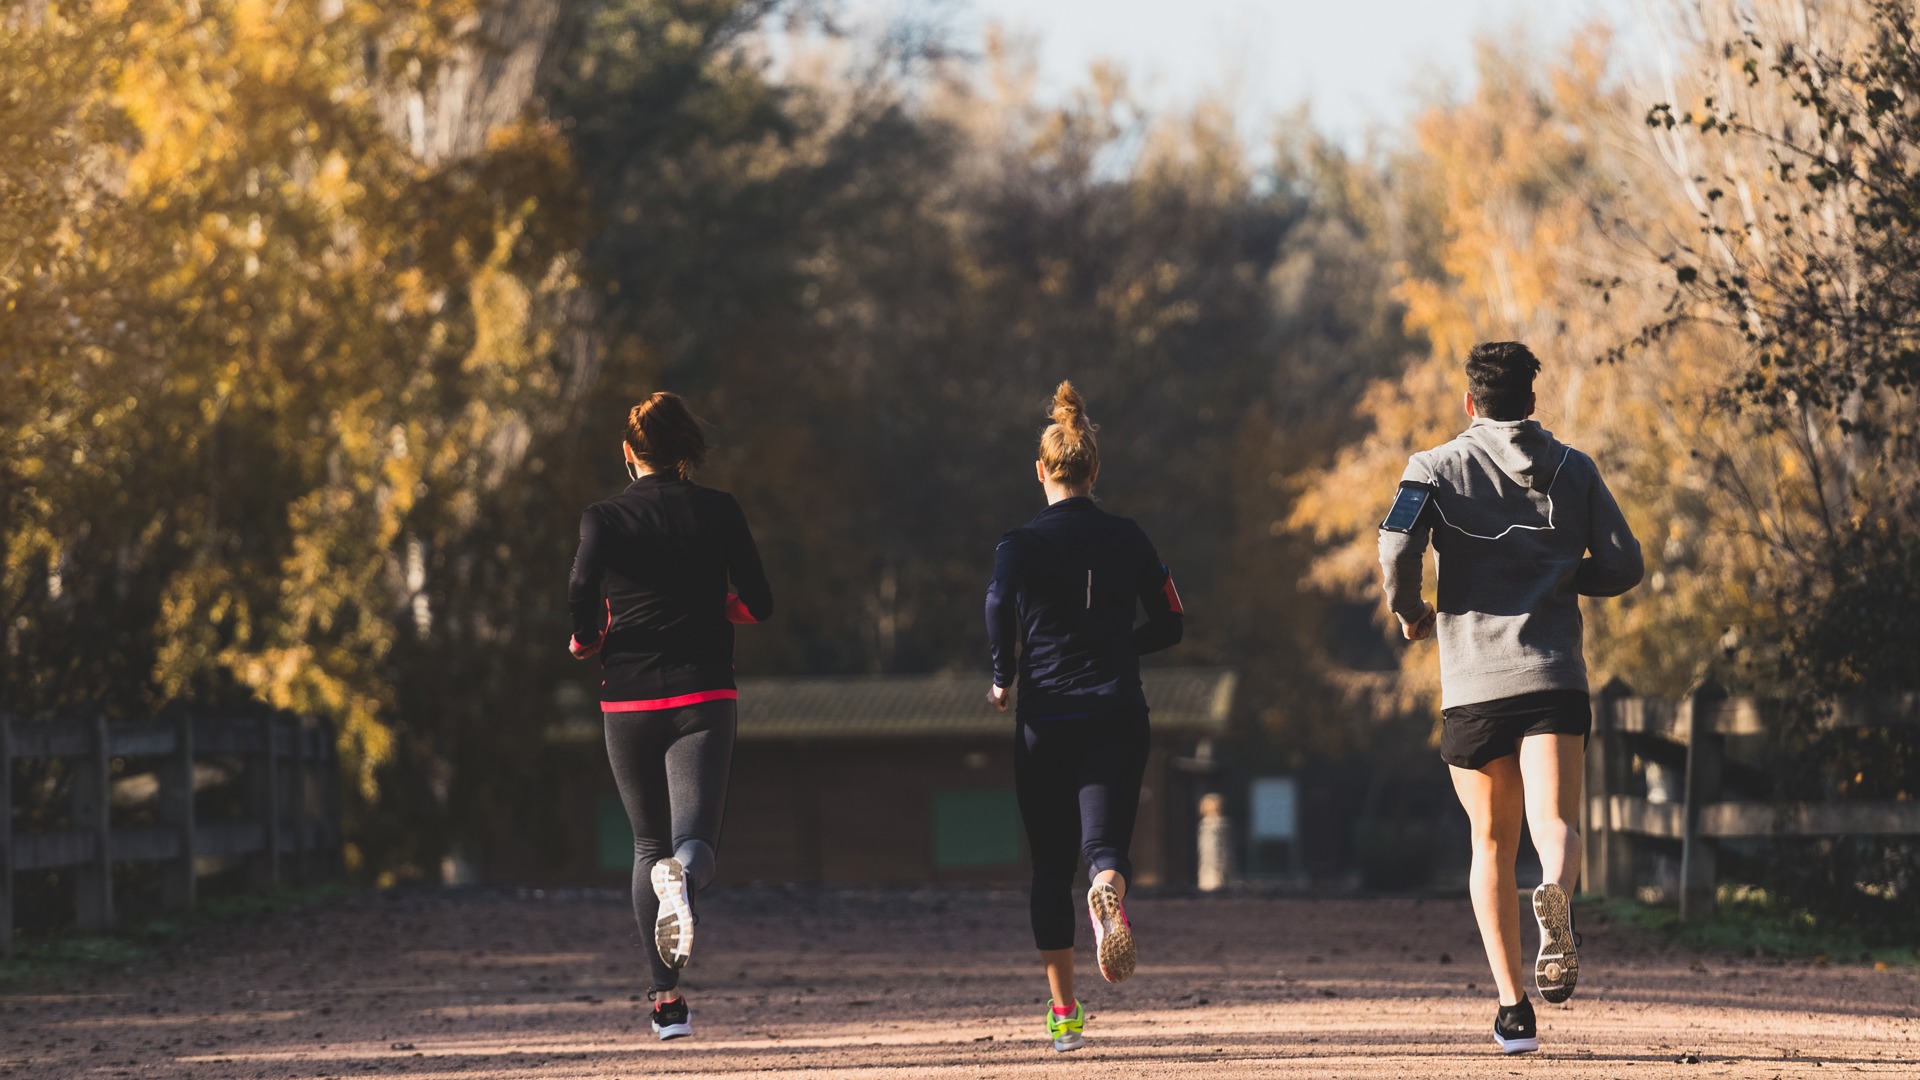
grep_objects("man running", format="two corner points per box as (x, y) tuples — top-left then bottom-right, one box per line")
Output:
(1378, 341), (1642, 1054)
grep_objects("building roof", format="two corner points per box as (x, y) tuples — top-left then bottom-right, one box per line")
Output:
(547, 669), (1237, 744)
(733, 668), (1236, 741)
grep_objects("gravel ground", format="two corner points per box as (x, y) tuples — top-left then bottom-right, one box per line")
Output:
(5, 886), (1917, 1078)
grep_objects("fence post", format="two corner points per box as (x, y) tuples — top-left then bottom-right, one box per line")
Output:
(160, 709), (196, 911)
(1586, 679), (1634, 898)
(291, 716), (311, 885)
(1, 713), (13, 957)
(1679, 680), (1727, 921)
(321, 717), (343, 879)
(248, 711), (282, 892)
(72, 712), (115, 931)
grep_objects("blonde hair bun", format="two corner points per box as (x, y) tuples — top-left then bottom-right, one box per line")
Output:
(1039, 380), (1100, 488)
(1049, 380), (1094, 441)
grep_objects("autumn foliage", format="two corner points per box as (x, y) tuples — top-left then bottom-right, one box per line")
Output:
(4, 0), (1916, 896)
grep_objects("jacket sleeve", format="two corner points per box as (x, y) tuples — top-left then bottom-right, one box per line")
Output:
(1574, 461), (1644, 597)
(985, 533), (1024, 689)
(1378, 457), (1435, 623)
(1131, 535), (1184, 656)
(567, 508), (609, 648)
(723, 496), (774, 622)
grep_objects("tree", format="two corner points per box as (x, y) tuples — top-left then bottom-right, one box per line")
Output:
(0, 2), (579, 883)
(1641, 0), (1920, 693)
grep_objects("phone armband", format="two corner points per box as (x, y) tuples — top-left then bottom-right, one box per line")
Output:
(1379, 480), (1437, 534)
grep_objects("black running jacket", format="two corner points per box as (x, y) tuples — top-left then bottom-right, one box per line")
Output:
(567, 474), (773, 708)
(985, 497), (1184, 721)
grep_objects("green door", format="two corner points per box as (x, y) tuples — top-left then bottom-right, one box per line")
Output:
(931, 789), (1022, 867)
(597, 793), (633, 872)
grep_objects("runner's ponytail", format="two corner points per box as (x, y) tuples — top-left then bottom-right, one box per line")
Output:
(1039, 380), (1099, 490)
(625, 392), (708, 479)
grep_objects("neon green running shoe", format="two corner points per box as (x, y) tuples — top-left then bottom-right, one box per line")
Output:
(1045, 998), (1085, 1052)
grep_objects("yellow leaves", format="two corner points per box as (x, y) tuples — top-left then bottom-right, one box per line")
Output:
(1097, 260), (1202, 348)
(154, 564), (255, 701)
(3, 0), (574, 809)
(665, 19), (707, 51)
(1290, 24), (1804, 704)
(218, 642), (393, 798)
(1037, 257), (1071, 298)
(466, 265), (533, 376)
(317, 151), (351, 189)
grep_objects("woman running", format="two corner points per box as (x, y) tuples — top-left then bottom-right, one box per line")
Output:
(566, 391), (772, 1042)
(984, 381), (1185, 1053)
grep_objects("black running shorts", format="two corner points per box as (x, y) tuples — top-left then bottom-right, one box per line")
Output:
(1439, 688), (1591, 770)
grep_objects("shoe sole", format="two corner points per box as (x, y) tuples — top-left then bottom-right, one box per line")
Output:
(1051, 1034), (1085, 1052)
(1533, 883), (1578, 1004)
(1495, 1033), (1539, 1054)
(651, 858), (694, 970)
(652, 1021), (692, 1040)
(1088, 884), (1136, 984)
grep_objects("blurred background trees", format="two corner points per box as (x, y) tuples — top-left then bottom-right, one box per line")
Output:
(1, 0), (584, 878)
(4, 0), (1916, 904)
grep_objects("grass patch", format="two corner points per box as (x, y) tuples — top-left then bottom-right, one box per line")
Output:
(1582, 887), (1920, 967)
(0, 883), (356, 988)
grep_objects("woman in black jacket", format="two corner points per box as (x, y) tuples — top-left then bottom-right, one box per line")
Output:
(567, 391), (772, 1041)
(984, 381), (1184, 1052)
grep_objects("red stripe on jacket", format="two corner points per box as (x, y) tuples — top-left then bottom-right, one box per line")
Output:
(1163, 573), (1185, 615)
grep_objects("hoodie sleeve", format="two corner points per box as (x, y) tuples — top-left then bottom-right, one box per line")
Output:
(1378, 457), (1435, 624)
(1574, 459), (1644, 597)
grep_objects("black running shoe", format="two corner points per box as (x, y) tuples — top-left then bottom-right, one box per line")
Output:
(1494, 996), (1539, 1054)
(650, 996), (691, 1041)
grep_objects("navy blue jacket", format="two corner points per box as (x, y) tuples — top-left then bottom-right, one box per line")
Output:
(985, 497), (1184, 720)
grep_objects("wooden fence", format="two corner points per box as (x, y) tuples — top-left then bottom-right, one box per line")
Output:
(1582, 680), (1920, 920)
(0, 710), (342, 955)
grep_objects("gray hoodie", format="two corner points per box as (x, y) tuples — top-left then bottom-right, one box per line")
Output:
(1378, 418), (1643, 709)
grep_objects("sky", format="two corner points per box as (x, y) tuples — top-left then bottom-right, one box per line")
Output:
(926, 0), (1647, 145)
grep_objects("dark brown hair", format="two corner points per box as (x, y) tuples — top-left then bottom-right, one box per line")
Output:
(1465, 341), (1542, 420)
(625, 392), (707, 479)
(1038, 381), (1099, 489)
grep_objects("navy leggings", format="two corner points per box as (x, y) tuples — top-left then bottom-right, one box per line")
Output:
(1014, 709), (1151, 951)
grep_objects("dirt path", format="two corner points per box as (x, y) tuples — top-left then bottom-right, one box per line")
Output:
(5, 887), (1917, 1078)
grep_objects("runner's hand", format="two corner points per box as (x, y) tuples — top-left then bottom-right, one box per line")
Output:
(987, 684), (1010, 712)
(1401, 602), (1436, 642)
(569, 635), (601, 660)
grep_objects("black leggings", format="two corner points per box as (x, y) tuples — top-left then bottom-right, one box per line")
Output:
(1014, 709), (1151, 951)
(604, 699), (736, 991)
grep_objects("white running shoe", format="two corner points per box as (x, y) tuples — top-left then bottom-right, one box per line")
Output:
(1532, 882), (1579, 1003)
(1087, 881), (1136, 984)
(651, 858), (695, 970)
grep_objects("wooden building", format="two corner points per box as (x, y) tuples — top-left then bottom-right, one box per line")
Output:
(509, 669), (1237, 888)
